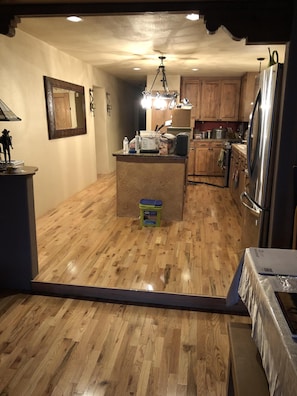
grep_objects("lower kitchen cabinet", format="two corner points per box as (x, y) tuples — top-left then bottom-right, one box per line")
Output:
(229, 144), (248, 214)
(188, 141), (195, 175)
(188, 140), (225, 176)
(195, 141), (209, 175)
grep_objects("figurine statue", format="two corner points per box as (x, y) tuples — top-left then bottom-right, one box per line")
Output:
(0, 129), (13, 163)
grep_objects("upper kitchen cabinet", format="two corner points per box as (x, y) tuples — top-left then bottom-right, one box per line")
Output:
(151, 106), (172, 132)
(181, 77), (241, 122)
(181, 79), (202, 126)
(201, 79), (241, 121)
(200, 80), (221, 121)
(238, 72), (258, 122)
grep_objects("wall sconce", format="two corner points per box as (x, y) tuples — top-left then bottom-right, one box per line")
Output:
(106, 92), (112, 116)
(89, 88), (95, 113)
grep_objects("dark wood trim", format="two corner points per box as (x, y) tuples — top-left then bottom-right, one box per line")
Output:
(43, 76), (87, 140)
(31, 281), (248, 315)
(0, 1), (295, 43)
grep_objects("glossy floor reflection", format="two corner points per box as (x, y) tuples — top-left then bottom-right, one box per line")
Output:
(35, 173), (243, 297)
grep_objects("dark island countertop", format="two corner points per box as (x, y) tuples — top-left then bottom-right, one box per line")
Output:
(112, 150), (187, 163)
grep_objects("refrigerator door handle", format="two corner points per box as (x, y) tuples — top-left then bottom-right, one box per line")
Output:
(247, 89), (261, 178)
(240, 191), (261, 217)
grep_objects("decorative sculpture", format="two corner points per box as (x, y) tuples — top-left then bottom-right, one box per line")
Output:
(0, 129), (13, 163)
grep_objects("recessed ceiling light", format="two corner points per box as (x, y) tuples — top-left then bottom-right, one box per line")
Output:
(186, 13), (200, 21)
(192, 68), (199, 71)
(67, 16), (83, 22)
(133, 67), (141, 71)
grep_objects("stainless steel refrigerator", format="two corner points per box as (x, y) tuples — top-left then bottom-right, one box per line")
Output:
(240, 63), (284, 249)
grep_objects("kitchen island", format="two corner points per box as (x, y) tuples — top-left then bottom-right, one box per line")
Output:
(112, 151), (187, 221)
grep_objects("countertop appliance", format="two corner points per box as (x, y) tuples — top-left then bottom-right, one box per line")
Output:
(240, 63), (286, 249)
(139, 130), (159, 153)
(166, 126), (193, 140)
(175, 133), (188, 156)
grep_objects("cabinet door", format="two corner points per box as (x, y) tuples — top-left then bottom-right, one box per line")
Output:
(229, 148), (247, 214)
(238, 154), (248, 215)
(151, 107), (172, 132)
(187, 143), (195, 175)
(238, 72), (258, 122)
(194, 143), (209, 175)
(200, 80), (221, 120)
(229, 150), (239, 203)
(181, 80), (201, 124)
(220, 80), (241, 121)
(181, 77), (241, 122)
(209, 143), (225, 176)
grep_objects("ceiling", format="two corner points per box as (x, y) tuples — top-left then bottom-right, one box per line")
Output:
(18, 12), (286, 87)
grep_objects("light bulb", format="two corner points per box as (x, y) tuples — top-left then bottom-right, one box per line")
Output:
(141, 95), (152, 109)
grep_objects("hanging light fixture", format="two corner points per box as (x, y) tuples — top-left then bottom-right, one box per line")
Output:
(257, 57), (265, 73)
(141, 56), (178, 110)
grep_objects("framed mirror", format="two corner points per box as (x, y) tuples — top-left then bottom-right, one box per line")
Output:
(44, 76), (87, 139)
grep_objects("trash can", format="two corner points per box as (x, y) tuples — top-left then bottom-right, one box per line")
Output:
(139, 199), (162, 227)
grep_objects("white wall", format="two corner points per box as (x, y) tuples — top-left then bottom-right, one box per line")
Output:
(92, 68), (140, 173)
(0, 29), (139, 218)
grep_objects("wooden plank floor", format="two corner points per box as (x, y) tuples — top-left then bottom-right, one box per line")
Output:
(0, 292), (250, 395)
(35, 173), (244, 297)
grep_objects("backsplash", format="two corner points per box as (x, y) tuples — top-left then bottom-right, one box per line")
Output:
(194, 120), (247, 135)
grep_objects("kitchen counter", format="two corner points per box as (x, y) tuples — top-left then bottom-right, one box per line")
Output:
(112, 151), (187, 221)
(113, 150), (186, 162)
(232, 143), (247, 157)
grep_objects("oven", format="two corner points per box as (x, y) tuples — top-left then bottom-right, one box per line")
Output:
(222, 141), (232, 187)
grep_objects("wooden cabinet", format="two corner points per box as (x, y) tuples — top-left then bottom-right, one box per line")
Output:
(229, 145), (248, 215)
(181, 79), (201, 126)
(200, 80), (221, 120)
(219, 79), (241, 121)
(238, 72), (258, 122)
(181, 77), (241, 121)
(194, 141), (209, 175)
(187, 141), (195, 175)
(190, 140), (225, 176)
(151, 106), (172, 131)
(209, 141), (226, 175)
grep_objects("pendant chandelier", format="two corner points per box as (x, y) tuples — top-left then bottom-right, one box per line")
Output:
(141, 56), (178, 110)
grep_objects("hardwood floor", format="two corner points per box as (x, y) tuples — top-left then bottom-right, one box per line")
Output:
(34, 173), (244, 298)
(0, 292), (250, 395)
(0, 175), (249, 394)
